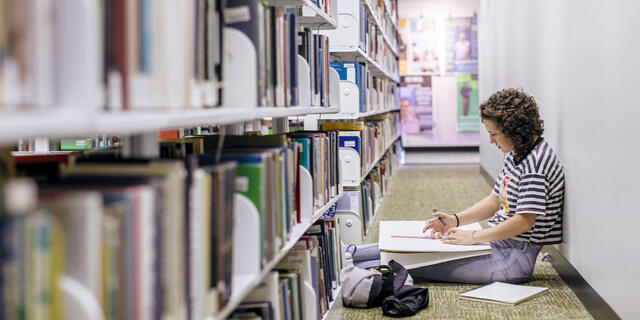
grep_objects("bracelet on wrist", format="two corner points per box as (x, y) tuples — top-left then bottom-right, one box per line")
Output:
(471, 231), (478, 244)
(453, 213), (460, 227)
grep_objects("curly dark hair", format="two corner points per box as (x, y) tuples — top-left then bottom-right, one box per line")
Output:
(479, 88), (544, 163)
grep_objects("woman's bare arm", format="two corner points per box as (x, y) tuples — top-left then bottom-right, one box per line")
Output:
(456, 194), (500, 226)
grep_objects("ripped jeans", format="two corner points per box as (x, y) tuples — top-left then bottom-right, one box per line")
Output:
(346, 239), (540, 284)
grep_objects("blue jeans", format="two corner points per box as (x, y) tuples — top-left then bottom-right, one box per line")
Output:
(346, 239), (540, 284)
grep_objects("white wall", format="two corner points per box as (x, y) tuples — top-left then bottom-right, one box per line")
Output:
(479, 0), (640, 318)
(399, 0), (481, 147)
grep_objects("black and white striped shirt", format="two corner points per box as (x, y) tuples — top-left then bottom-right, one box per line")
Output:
(489, 138), (565, 245)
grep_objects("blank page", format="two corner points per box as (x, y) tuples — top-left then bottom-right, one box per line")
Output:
(460, 282), (548, 305)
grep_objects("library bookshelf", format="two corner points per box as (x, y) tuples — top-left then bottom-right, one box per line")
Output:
(0, 0), (401, 319)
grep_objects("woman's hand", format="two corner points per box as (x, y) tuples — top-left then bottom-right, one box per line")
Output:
(440, 229), (476, 245)
(422, 211), (456, 234)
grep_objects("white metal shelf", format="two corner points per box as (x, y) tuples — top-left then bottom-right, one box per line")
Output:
(321, 286), (343, 320)
(0, 110), (95, 146)
(330, 47), (399, 83)
(268, 0), (338, 29)
(320, 106), (400, 120)
(263, 106), (340, 120)
(208, 191), (343, 320)
(359, 107), (401, 118)
(0, 106), (341, 146)
(362, 0), (399, 57)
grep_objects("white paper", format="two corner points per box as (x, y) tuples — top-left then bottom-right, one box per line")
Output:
(460, 282), (548, 305)
(379, 221), (491, 253)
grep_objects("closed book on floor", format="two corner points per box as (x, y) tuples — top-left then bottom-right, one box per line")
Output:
(459, 282), (548, 305)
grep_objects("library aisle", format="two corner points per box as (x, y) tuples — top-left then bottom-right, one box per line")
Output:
(327, 165), (593, 319)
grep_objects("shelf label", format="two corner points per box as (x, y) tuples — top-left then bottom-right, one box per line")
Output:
(224, 6), (251, 24)
(235, 176), (249, 193)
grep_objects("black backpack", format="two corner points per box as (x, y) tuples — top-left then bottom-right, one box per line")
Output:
(341, 259), (430, 317)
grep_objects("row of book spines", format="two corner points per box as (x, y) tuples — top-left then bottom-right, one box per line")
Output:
(297, 30), (332, 107)
(0, 159), (237, 319)
(0, 0), (338, 111)
(234, 218), (342, 320)
(366, 0), (398, 41)
(0, 0), (224, 110)
(1, 129), (339, 316)
(260, 6), (299, 107)
(0, 213), (66, 320)
(362, 9), (398, 54)
(233, 2), (333, 108)
(333, 143), (399, 241)
(157, 132), (340, 265)
(329, 61), (399, 112)
(319, 114), (400, 174)
(360, 147), (399, 234)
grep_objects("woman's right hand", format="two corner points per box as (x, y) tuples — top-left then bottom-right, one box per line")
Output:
(422, 211), (456, 234)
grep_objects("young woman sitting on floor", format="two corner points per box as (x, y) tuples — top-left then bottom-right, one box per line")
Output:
(348, 88), (565, 284)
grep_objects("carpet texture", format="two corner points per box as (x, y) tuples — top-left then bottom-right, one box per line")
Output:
(332, 165), (593, 319)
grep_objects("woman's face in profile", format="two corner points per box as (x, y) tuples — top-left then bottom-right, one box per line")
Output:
(483, 119), (514, 153)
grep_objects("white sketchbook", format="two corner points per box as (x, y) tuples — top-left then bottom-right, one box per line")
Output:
(459, 282), (548, 305)
(379, 221), (492, 269)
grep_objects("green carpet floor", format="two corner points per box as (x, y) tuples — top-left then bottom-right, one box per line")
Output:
(331, 165), (593, 319)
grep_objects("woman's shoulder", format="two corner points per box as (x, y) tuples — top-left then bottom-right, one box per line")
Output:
(524, 138), (563, 174)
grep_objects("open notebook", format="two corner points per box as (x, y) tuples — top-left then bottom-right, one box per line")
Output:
(459, 282), (548, 305)
(379, 221), (492, 269)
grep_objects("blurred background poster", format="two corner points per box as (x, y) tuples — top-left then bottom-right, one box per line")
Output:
(399, 17), (439, 75)
(399, 76), (433, 133)
(456, 74), (479, 131)
(446, 16), (478, 74)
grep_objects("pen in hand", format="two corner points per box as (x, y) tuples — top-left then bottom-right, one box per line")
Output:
(434, 208), (447, 227)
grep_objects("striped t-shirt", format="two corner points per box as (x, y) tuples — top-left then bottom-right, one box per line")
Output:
(489, 138), (565, 245)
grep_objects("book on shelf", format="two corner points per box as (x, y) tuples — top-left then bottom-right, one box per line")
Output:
(300, 33), (331, 107)
(225, 0), (266, 106)
(337, 130), (363, 175)
(287, 131), (341, 208)
(59, 160), (189, 318)
(225, 3), (314, 108)
(188, 158), (238, 318)
(229, 301), (273, 320)
(0, 179), (66, 319)
(288, 12), (299, 107)
(459, 282), (548, 306)
(59, 138), (94, 151)
(107, 0), (223, 109)
(296, 28), (332, 107)
(263, 218), (341, 320)
(244, 271), (284, 320)
(277, 270), (303, 320)
(333, 142), (399, 243)
(330, 62), (367, 112)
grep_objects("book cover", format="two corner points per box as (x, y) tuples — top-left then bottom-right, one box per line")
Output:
(206, 161), (237, 309)
(320, 121), (366, 131)
(288, 13), (298, 106)
(244, 271), (282, 320)
(230, 301), (273, 320)
(277, 271), (302, 320)
(459, 282), (548, 305)
(219, 152), (269, 265)
(338, 131), (361, 157)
